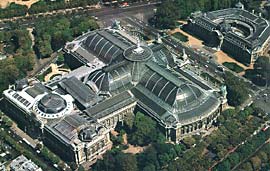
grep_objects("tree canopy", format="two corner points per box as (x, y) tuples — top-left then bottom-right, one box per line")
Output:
(224, 71), (249, 106)
(128, 112), (165, 146)
(34, 16), (99, 58)
(245, 56), (270, 86)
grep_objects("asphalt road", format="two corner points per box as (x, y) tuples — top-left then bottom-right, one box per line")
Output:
(254, 87), (270, 113)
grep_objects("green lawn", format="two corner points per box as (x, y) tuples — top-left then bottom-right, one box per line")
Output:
(223, 62), (244, 73)
(172, 32), (188, 42)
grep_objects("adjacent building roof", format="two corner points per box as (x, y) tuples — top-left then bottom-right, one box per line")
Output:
(10, 155), (42, 171)
(191, 8), (270, 50)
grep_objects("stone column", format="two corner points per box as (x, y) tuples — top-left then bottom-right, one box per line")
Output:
(168, 129), (171, 141)
(165, 128), (168, 139)
(189, 125), (193, 133)
(186, 126), (190, 134)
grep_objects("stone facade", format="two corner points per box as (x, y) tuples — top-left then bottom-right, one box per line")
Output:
(185, 7), (270, 66)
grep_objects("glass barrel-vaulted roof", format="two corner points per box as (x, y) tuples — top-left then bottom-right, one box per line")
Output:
(87, 65), (132, 92)
(82, 29), (134, 64)
(139, 62), (205, 111)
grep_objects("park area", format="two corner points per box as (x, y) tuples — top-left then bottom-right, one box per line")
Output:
(223, 62), (245, 73)
(0, 0), (39, 8)
(169, 28), (203, 47)
(172, 32), (188, 42)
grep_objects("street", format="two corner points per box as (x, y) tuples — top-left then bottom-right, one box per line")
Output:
(0, 1), (160, 29)
(254, 87), (270, 113)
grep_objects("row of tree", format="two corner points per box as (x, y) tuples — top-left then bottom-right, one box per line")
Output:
(215, 125), (270, 171)
(0, 128), (56, 170)
(165, 105), (265, 170)
(28, 0), (99, 14)
(0, 0), (99, 19)
(239, 142), (270, 171)
(0, 112), (13, 128)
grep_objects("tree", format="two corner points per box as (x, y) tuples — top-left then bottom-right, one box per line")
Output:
(137, 146), (159, 170)
(0, 3), (27, 19)
(239, 162), (253, 171)
(215, 159), (231, 171)
(174, 143), (185, 156)
(258, 151), (268, 163)
(69, 162), (77, 171)
(153, 0), (180, 29)
(250, 156), (261, 170)
(129, 112), (159, 146)
(92, 152), (116, 171)
(228, 152), (240, 167)
(182, 137), (196, 148)
(245, 56), (270, 86)
(224, 72), (249, 106)
(142, 164), (155, 171)
(115, 153), (138, 171)
(0, 58), (19, 93)
(35, 34), (53, 58)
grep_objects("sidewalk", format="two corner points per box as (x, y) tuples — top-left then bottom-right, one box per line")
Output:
(10, 123), (38, 149)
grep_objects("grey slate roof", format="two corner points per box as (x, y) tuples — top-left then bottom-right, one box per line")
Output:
(25, 83), (48, 98)
(45, 114), (88, 145)
(38, 93), (67, 114)
(59, 76), (102, 108)
(151, 44), (174, 67)
(84, 91), (136, 120)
